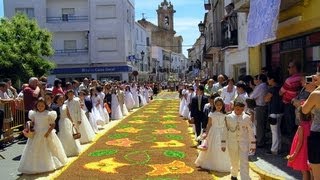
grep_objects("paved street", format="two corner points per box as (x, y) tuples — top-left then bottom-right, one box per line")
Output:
(0, 92), (301, 180)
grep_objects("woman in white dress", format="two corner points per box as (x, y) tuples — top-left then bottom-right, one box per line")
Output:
(79, 90), (98, 133)
(124, 86), (135, 111)
(65, 89), (94, 144)
(54, 94), (81, 157)
(111, 88), (123, 120)
(195, 97), (230, 172)
(18, 98), (67, 174)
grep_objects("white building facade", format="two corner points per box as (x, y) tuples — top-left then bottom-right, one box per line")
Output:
(4, 0), (135, 82)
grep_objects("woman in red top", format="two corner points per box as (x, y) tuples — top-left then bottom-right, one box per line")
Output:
(52, 79), (64, 96)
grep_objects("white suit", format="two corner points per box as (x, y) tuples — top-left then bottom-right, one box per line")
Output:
(221, 111), (256, 180)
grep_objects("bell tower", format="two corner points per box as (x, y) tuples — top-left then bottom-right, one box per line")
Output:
(157, 0), (175, 31)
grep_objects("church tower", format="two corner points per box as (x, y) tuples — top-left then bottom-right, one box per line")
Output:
(157, 0), (175, 32)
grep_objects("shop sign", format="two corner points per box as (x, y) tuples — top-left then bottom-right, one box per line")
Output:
(51, 66), (132, 74)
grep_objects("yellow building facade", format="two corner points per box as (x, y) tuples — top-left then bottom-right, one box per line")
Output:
(248, 0), (320, 78)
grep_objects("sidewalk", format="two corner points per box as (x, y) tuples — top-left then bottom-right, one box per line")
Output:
(249, 147), (301, 180)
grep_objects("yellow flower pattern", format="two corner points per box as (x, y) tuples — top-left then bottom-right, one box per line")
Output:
(116, 127), (142, 133)
(152, 140), (185, 148)
(84, 158), (129, 174)
(147, 160), (194, 176)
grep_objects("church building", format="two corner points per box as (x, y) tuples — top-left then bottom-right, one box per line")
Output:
(138, 0), (183, 54)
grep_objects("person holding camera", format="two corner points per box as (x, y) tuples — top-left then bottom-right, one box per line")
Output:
(264, 73), (284, 155)
(301, 72), (320, 179)
(291, 75), (317, 125)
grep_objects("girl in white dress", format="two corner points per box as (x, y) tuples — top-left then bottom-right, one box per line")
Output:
(90, 88), (105, 126)
(18, 98), (67, 174)
(195, 97), (231, 172)
(77, 91), (95, 143)
(111, 88), (123, 120)
(131, 84), (140, 108)
(96, 86), (110, 124)
(54, 94), (81, 157)
(124, 86), (135, 111)
(65, 90), (93, 144)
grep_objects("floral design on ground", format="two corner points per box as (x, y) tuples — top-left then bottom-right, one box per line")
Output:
(135, 134), (157, 142)
(124, 151), (151, 165)
(83, 158), (129, 174)
(164, 124), (177, 129)
(88, 149), (118, 157)
(160, 121), (180, 124)
(116, 127), (142, 133)
(165, 134), (183, 141)
(106, 138), (140, 147)
(146, 160), (194, 176)
(134, 115), (150, 118)
(152, 128), (181, 135)
(152, 140), (185, 148)
(162, 115), (176, 119)
(108, 133), (129, 139)
(163, 150), (186, 159)
(142, 110), (158, 114)
(128, 120), (147, 124)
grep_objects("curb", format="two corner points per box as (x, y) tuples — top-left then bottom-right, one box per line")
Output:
(249, 162), (285, 180)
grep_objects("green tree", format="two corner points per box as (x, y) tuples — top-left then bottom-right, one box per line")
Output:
(0, 13), (55, 84)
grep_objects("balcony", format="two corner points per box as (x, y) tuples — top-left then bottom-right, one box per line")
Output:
(234, 0), (303, 12)
(47, 15), (88, 23)
(221, 21), (238, 48)
(204, 0), (211, 10)
(55, 49), (88, 56)
(51, 49), (89, 65)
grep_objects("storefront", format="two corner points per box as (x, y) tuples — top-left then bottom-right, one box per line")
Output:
(48, 65), (132, 85)
(266, 31), (320, 81)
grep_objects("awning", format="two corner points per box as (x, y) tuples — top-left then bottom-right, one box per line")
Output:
(50, 65), (133, 74)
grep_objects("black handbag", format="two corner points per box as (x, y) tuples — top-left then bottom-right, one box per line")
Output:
(268, 116), (277, 125)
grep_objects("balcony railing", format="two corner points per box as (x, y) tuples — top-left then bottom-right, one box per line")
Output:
(47, 15), (89, 23)
(55, 49), (88, 56)
(221, 21), (238, 48)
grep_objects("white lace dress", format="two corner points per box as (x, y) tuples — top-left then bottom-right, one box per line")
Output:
(111, 93), (123, 120)
(124, 91), (135, 111)
(58, 104), (81, 157)
(18, 110), (68, 174)
(195, 111), (230, 172)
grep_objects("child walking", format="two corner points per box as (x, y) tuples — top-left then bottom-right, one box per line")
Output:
(195, 97), (230, 172)
(287, 110), (311, 180)
(221, 100), (256, 180)
(18, 97), (67, 174)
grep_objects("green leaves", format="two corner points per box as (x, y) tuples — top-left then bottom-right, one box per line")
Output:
(0, 14), (55, 82)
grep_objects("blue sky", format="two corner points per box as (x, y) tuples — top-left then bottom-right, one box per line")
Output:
(0, 0), (204, 56)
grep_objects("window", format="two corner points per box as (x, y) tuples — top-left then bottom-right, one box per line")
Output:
(64, 40), (77, 51)
(96, 5), (116, 19)
(62, 8), (75, 21)
(15, 8), (34, 18)
(146, 37), (150, 46)
(97, 38), (117, 52)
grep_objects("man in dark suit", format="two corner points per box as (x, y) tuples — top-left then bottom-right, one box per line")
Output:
(190, 85), (208, 140)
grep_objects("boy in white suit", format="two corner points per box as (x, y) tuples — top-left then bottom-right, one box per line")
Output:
(221, 100), (256, 180)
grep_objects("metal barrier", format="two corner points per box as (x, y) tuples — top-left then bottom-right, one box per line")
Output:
(1, 100), (25, 142)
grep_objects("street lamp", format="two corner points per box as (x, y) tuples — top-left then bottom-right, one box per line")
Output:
(198, 21), (205, 36)
(140, 50), (145, 60)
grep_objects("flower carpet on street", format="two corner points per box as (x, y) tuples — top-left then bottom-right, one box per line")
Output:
(56, 96), (213, 180)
